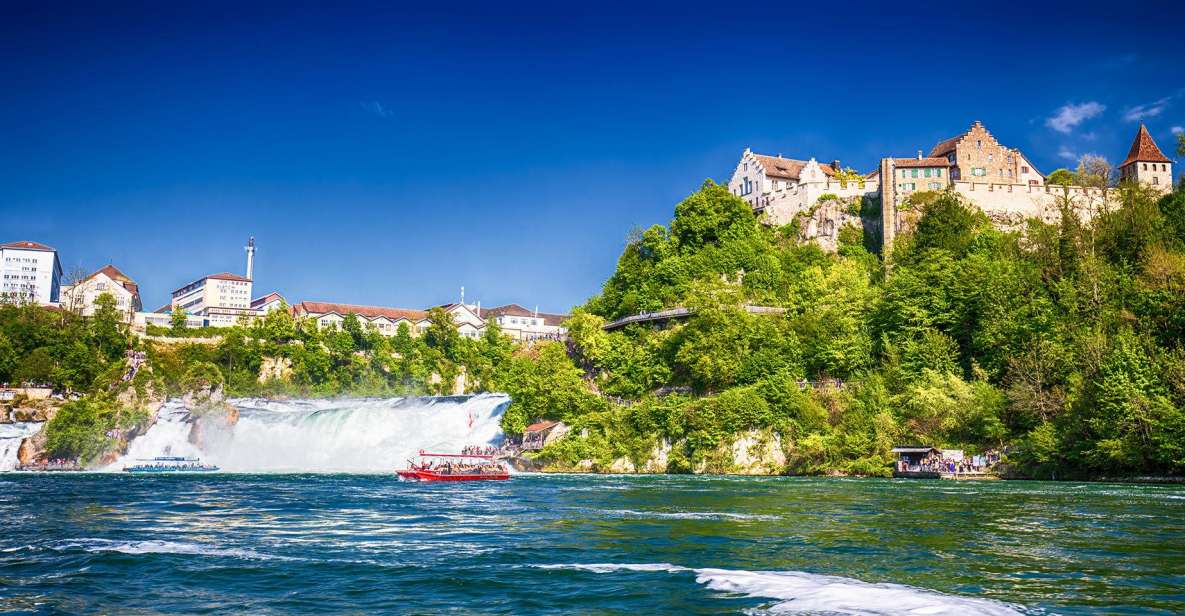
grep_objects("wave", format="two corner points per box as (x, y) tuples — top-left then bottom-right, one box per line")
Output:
(532, 563), (1029, 615)
(7, 538), (294, 561)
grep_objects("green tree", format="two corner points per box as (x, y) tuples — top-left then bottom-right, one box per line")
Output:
(90, 293), (127, 361)
(1046, 168), (1076, 186)
(170, 308), (187, 334)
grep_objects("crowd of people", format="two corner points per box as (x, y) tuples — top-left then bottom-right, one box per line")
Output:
(121, 350), (147, 382)
(420, 459), (505, 476)
(898, 449), (1002, 474)
(461, 445), (498, 456)
(16, 458), (81, 472)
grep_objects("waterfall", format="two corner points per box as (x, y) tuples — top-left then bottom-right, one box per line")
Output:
(112, 394), (510, 473)
(0, 422), (42, 471)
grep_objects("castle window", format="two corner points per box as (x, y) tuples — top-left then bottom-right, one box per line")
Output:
(911, 169), (918, 178)
(1153, 177), (1159, 185)
(1021, 166), (1029, 174)
(936, 169), (942, 177)
(924, 169), (932, 178)
(1143, 163), (1147, 170)
(988, 154), (993, 162)
(977, 140), (982, 149)
(901, 170), (907, 178)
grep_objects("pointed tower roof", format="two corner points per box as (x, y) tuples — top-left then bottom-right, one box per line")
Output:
(1120, 123), (1171, 167)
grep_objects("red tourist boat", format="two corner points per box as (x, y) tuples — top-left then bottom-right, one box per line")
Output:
(396, 451), (511, 482)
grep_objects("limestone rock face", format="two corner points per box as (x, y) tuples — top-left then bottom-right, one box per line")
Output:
(177, 384), (238, 450)
(258, 356), (293, 383)
(11, 407), (43, 422)
(642, 440), (672, 473)
(607, 457), (636, 473)
(17, 435), (43, 465)
(798, 197), (865, 253)
(728, 429), (787, 475)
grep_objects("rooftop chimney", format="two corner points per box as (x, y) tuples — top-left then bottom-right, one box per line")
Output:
(917, 150), (923, 159)
(831, 160), (841, 171)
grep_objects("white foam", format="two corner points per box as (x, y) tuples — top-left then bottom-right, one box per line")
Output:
(0, 422), (43, 471)
(533, 563), (691, 574)
(48, 538), (292, 561)
(532, 563), (1028, 615)
(112, 394), (509, 473)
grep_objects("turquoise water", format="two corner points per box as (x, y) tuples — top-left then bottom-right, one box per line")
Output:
(1, 474), (1183, 614)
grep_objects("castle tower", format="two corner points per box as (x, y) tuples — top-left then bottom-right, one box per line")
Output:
(1119, 124), (1173, 194)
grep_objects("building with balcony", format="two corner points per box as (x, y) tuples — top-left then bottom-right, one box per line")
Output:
(0, 241), (62, 305)
(479, 304), (568, 341)
(170, 272), (254, 327)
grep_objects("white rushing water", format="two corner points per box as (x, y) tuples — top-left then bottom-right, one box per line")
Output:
(112, 394), (510, 473)
(533, 564), (1028, 615)
(0, 422), (43, 471)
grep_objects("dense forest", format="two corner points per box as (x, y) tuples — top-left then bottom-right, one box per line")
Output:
(5, 157), (1185, 477)
(539, 174), (1185, 478)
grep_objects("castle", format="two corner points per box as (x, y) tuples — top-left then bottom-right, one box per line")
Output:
(728, 122), (1176, 251)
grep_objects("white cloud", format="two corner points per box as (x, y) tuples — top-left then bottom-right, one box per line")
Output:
(1057, 145), (1079, 160)
(1122, 97), (1171, 122)
(1046, 102), (1106, 134)
(1172, 126), (1184, 136)
(359, 100), (394, 119)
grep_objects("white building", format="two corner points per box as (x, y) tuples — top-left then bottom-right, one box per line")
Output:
(0, 241), (62, 305)
(293, 301), (430, 336)
(250, 292), (287, 314)
(170, 272), (254, 327)
(60, 264), (142, 321)
(437, 303), (489, 339)
(480, 304), (567, 341)
(727, 150), (880, 225)
(291, 300), (566, 341)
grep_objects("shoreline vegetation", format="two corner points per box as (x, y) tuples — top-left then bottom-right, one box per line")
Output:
(3, 178), (1185, 481)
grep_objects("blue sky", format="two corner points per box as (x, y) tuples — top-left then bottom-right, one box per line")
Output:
(2, 1), (1183, 312)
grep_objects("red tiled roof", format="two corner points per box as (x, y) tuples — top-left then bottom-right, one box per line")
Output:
(524, 420), (559, 433)
(1, 240), (55, 252)
(1121, 123), (1171, 167)
(251, 292), (285, 308)
(207, 272), (251, 282)
(893, 157), (951, 168)
(78, 264), (140, 304)
(483, 304), (533, 318)
(928, 135), (963, 158)
(752, 154), (837, 180)
(294, 301), (427, 322)
(482, 304), (569, 327)
(172, 272), (251, 295)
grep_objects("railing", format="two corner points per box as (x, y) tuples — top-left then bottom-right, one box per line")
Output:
(602, 305), (787, 331)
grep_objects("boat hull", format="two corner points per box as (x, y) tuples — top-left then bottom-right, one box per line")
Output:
(396, 469), (509, 481)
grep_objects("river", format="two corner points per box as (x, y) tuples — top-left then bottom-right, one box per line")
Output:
(1, 474), (1182, 614)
